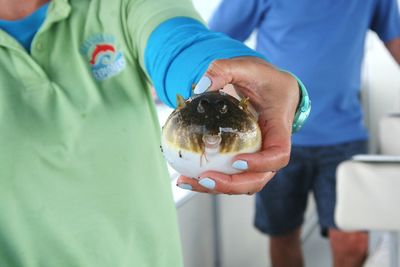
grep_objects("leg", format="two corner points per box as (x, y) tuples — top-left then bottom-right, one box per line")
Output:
(329, 229), (368, 267)
(312, 141), (368, 267)
(254, 146), (313, 267)
(270, 227), (303, 267)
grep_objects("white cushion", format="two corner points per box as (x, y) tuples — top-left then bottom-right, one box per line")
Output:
(335, 160), (400, 231)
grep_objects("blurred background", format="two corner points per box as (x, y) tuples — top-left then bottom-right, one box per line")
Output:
(156, 1), (400, 266)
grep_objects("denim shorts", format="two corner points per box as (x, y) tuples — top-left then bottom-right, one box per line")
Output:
(254, 140), (367, 237)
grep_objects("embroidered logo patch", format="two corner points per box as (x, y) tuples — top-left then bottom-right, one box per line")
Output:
(81, 34), (126, 81)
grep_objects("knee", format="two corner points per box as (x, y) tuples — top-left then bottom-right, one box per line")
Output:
(336, 238), (368, 258)
(270, 228), (302, 247)
(329, 229), (368, 260)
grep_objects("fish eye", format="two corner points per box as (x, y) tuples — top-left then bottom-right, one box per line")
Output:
(216, 100), (228, 114)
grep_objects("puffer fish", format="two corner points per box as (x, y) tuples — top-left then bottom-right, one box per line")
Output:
(161, 90), (262, 178)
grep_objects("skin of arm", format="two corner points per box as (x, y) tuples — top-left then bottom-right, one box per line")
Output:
(386, 38), (400, 65)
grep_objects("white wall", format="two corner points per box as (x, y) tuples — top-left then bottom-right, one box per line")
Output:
(177, 194), (216, 267)
(361, 32), (400, 153)
(191, 0), (221, 22)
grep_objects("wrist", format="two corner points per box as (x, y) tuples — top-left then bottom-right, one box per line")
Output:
(291, 76), (311, 133)
(281, 71), (311, 133)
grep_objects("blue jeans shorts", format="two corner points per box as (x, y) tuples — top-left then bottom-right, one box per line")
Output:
(254, 140), (367, 237)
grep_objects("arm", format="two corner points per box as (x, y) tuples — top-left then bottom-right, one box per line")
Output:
(370, 0), (400, 63)
(145, 17), (266, 107)
(145, 18), (307, 194)
(385, 38), (400, 65)
(208, 0), (268, 41)
(128, 0), (306, 194)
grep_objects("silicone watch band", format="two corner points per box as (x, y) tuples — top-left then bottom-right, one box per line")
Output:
(292, 77), (311, 133)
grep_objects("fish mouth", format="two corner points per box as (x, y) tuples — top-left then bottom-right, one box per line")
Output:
(202, 134), (222, 149)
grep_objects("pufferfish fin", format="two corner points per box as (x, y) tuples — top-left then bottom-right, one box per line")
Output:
(239, 97), (250, 111)
(176, 94), (186, 110)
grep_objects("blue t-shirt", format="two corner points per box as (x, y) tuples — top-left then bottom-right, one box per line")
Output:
(210, 0), (400, 146)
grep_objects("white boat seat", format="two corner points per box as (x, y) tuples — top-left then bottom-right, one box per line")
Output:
(335, 113), (400, 267)
(335, 160), (400, 231)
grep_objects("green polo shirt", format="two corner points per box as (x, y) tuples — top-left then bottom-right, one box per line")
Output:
(0, 0), (201, 266)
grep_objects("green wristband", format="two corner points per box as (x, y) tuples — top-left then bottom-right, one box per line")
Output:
(288, 73), (311, 133)
(284, 73), (311, 133)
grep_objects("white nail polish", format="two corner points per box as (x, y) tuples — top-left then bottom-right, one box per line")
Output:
(193, 76), (212, 94)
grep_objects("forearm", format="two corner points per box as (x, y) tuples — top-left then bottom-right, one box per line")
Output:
(144, 17), (265, 107)
(385, 38), (400, 65)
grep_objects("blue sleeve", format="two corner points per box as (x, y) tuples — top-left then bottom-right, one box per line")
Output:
(208, 0), (269, 41)
(370, 0), (400, 42)
(144, 17), (267, 108)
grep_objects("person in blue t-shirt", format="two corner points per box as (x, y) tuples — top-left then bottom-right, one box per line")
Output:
(210, 1), (400, 266)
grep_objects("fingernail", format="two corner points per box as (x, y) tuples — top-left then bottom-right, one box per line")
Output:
(193, 76), (212, 94)
(177, 183), (193, 191)
(198, 177), (216, 190)
(232, 160), (248, 170)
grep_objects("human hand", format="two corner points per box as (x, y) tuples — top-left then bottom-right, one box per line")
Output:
(176, 56), (300, 195)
